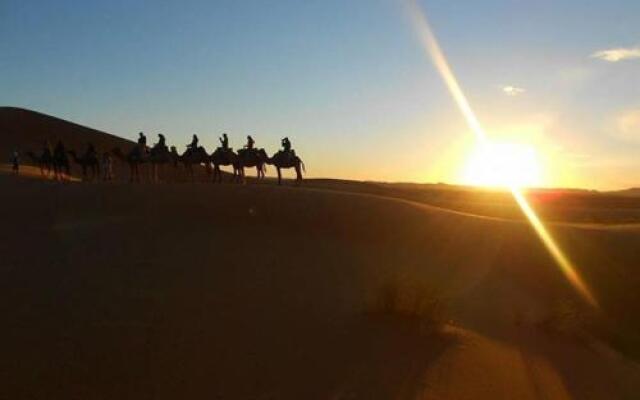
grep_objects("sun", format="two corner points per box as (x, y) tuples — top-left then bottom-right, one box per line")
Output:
(462, 141), (543, 188)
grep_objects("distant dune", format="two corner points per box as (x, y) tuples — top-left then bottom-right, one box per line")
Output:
(1, 108), (640, 399)
(0, 107), (135, 180)
(0, 107), (213, 181)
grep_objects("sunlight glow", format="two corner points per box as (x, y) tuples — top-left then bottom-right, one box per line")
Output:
(462, 141), (543, 188)
(405, 0), (598, 307)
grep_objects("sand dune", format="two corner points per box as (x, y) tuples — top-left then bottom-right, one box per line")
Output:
(2, 171), (640, 399)
(0, 107), (214, 182)
(2, 108), (640, 398)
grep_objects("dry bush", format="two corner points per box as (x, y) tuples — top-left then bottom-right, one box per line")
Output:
(538, 298), (593, 336)
(368, 277), (447, 333)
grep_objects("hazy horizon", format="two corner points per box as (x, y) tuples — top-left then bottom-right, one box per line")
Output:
(2, 0), (639, 189)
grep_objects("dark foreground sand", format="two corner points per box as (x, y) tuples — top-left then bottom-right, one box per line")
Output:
(2, 171), (640, 399)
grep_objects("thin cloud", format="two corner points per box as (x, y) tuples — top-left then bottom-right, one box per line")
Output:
(611, 108), (640, 143)
(617, 108), (640, 136)
(591, 47), (640, 62)
(502, 86), (525, 96)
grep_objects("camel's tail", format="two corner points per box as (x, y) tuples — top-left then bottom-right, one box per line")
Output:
(300, 159), (306, 174)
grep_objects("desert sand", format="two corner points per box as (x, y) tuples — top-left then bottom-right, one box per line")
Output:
(2, 108), (640, 399)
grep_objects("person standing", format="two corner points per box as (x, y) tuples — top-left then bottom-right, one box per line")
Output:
(102, 152), (113, 181)
(10, 149), (19, 174)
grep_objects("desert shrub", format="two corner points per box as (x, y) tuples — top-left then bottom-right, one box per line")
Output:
(369, 278), (447, 333)
(538, 298), (593, 336)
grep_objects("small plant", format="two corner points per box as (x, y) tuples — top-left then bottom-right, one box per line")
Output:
(369, 277), (447, 333)
(538, 298), (591, 336)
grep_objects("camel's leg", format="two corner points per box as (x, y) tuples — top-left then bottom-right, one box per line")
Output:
(277, 167), (282, 185)
(295, 164), (302, 185)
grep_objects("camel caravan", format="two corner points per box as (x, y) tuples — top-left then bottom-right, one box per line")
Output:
(25, 132), (305, 185)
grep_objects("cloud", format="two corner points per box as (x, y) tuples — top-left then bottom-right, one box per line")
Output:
(502, 86), (525, 96)
(612, 108), (640, 142)
(591, 47), (640, 62)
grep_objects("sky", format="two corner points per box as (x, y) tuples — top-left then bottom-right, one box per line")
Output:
(1, 0), (639, 189)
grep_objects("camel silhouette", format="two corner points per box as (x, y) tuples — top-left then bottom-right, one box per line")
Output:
(53, 150), (70, 179)
(179, 146), (211, 182)
(112, 147), (147, 182)
(25, 149), (69, 180)
(236, 148), (268, 182)
(68, 150), (100, 181)
(148, 142), (174, 183)
(268, 151), (305, 185)
(210, 147), (241, 183)
(25, 150), (53, 177)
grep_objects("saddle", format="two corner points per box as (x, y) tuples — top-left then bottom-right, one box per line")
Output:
(277, 149), (296, 161)
(151, 144), (168, 155)
(238, 148), (258, 157)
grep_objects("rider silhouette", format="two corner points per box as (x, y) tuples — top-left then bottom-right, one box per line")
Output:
(246, 135), (255, 150)
(158, 134), (166, 147)
(138, 132), (147, 148)
(281, 137), (291, 153)
(86, 143), (97, 159)
(54, 141), (66, 159)
(187, 134), (199, 151)
(43, 140), (52, 158)
(170, 146), (179, 167)
(219, 133), (229, 151)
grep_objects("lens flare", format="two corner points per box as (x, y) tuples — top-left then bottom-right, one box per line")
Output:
(404, 0), (597, 307)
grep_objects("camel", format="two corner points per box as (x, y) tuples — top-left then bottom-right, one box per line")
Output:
(236, 148), (268, 182)
(210, 147), (241, 183)
(68, 150), (100, 181)
(267, 151), (305, 185)
(180, 146), (211, 182)
(112, 147), (146, 182)
(25, 150), (53, 177)
(148, 143), (174, 183)
(52, 149), (70, 180)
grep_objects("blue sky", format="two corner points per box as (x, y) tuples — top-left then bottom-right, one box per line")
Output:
(2, 0), (639, 188)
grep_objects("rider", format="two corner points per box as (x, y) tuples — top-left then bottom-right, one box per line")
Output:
(281, 137), (291, 153)
(219, 133), (229, 151)
(187, 134), (199, 151)
(43, 140), (53, 158)
(54, 141), (66, 159)
(136, 132), (147, 158)
(157, 133), (168, 151)
(86, 142), (97, 159)
(170, 146), (179, 167)
(138, 132), (147, 148)
(246, 135), (255, 150)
